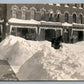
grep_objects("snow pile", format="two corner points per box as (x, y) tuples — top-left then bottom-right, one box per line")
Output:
(0, 35), (84, 80)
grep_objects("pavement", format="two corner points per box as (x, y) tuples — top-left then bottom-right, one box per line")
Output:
(0, 60), (18, 81)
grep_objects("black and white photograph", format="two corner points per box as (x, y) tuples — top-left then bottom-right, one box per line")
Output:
(0, 4), (84, 81)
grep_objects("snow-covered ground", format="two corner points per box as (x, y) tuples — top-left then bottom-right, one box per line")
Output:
(0, 35), (84, 80)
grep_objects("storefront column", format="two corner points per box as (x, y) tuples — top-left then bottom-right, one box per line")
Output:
(9, 25), (12, 35)
(35, 26), (39, 40)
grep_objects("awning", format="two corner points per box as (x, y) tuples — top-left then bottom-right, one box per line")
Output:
(8, 18), (41, 25)
(40, 21), (62, 26)
(72, 23), (84, 27)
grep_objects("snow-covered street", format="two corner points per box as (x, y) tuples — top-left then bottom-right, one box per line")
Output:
(0, 35), (84, 80)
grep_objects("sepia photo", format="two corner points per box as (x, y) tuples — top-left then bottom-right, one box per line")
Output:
(0, 4), (84, 81)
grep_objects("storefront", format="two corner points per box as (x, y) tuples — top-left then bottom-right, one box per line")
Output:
(8, 18), (40, 40)
(39, 21), (63, 41)
(7, 18), (84, 43)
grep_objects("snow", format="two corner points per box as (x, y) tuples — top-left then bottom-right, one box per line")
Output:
(62, 22), (72, 26)
(0, 35), (84, 80)
(8, 18), (41, 25)
(64, 4), (69, 7)
(56, 4), (60, 6)
(8, 18), (62, 26)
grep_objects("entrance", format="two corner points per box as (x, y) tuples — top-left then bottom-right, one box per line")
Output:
(63, 29), (69, 43)
(45, 29), (56, 41)
(78, 31), (83, 41)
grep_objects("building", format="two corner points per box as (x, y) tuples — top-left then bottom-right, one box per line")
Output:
(1, 4), (84, 43)
(0, 4), (7, 41)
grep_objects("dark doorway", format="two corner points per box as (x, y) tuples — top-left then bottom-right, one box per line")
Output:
(45, 29), (56, 41)
(63, 29), (69, 43)
(78, 31), (83, 41)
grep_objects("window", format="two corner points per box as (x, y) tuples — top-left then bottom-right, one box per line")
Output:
(79, 14), (83, 24)
(73, 14), (76, 23)
(21, 6), (28, 20)
(65, 13), (69, 22)
(40, 8), (46, 20)
(65, 4), (69, 7)
(49, 13), (53, 21)
(75, 4), (77, 7)
(30, 7), (36, 19)
(79, 4), (83, 9)
(56, 14), (60, 22)
(81, 4), (83, 8)
(11, 5), (19, 18)
(73, 4), (77, 8)
(48, 9), (53, 21)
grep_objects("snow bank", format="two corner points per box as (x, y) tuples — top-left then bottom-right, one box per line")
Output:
(0, 35), (51, 73)
(0, 35), (84, 80)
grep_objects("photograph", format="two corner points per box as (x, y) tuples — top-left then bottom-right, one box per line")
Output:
(0, 4), (84, 81)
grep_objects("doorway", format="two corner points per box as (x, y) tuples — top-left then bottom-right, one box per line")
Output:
(78, 31), (83, 41)
(45, 29), (56, 41)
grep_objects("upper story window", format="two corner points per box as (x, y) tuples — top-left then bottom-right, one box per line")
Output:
(73, 14), (76, 23)
(21, 6), (28, 20)
(49, 13), (53, 21)
(11, 5), (19, 18)
(40, 8), (46, 20)
(40, 8), (46, 15)
(79, 14), (83, 24)
(73, 4), (77, 8)
(49, 9), (54, 21)
(65, 13), (69, 22)
(30, 7), (36, 19)
(79, 4), (83, 9)
(81, 4), (83, 8)
(56, 10), (61, 22)
(56, 14), (60, 22)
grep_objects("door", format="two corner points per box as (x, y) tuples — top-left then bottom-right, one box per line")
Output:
(45, 29), (56, 41)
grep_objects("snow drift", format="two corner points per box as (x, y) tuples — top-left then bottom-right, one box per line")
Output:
(0, 35), (84, 80)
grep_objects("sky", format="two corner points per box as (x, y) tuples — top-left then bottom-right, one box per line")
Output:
(0, 0), (84, 3)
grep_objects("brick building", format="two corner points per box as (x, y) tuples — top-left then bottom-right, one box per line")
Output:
(1, 4), (84, 43)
